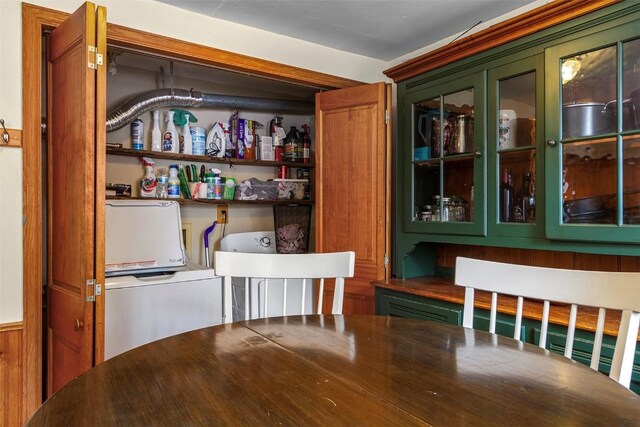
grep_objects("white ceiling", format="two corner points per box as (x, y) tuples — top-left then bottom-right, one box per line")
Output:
(156, 0), (539, 61)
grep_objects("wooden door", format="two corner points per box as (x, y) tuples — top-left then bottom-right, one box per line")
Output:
(315, 83), (391, 314)
(47, 1), (106, 395)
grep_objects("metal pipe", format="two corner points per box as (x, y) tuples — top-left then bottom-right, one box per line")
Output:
(106, 88), (315, 132)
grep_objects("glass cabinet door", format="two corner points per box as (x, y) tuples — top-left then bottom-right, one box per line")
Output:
(488, 55), (544, 238)
(545, 23), (640, 243)
(404, 72), (485, 235)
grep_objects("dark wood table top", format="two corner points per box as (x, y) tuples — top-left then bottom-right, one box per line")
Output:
(28, 315), (640, 426)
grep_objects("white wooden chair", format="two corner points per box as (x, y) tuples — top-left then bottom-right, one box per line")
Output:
(454, 256), (640, 389)
(214, 251), (355, 323)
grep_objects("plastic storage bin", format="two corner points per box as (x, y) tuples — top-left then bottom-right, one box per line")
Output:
(234, 178), (278, 201)
(273, 204), (312, 254)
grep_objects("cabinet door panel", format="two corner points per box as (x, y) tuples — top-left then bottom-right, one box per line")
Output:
(487, 55), (544, 238)
(545, 22), (640, 243)
(403, 72), (486, 236)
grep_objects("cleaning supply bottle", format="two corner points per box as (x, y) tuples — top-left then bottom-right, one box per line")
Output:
(167, 164), (181, 198)
(163, 111), (179, 153)
(182, 114), (193, 155)
(131, 118), (144, 150)
(139, 157), (157, 197)
(151, 110), (162, 152)
(156, 167), (169, 199)
(208, 168), (223, 200)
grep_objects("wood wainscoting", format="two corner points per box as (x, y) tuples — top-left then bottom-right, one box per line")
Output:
(0, 323), (23, 427)
(436, 244), (640, 272)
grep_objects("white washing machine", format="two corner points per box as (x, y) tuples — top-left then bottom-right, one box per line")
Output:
(220, 231), (314, 321)
(104, 200), (223, 360)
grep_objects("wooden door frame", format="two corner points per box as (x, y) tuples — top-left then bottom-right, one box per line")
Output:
(22, 2), (361, 420)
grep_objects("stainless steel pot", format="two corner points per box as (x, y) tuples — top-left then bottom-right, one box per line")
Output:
(562, 102), (612, 138)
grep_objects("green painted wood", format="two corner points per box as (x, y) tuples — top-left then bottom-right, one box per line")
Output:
(531, 325), (640, 394)
(375, 287), (640, 394)
(402, 71), (487, 237)
(394, 2), (640, 267)
(375, 288), (462, 324)
(544, 20), (640, 244)
(486, 54), (546, 239)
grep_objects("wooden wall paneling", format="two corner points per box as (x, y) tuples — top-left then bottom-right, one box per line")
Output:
(531, 250), (575, 268)
(0, 325), (23, 427)
(574, 253), (619, 271)
(619, 256), (640, 272)
(495, 247), (535, 265)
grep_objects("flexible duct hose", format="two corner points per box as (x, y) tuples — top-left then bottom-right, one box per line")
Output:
(106, 88), (315, 132)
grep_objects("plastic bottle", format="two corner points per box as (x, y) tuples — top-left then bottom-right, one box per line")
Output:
(301, 124), (311, 163)
(156, 167), (169, 199)
(139, 157), (157, 197)
(284, 126), (300, 162)
(210, 168), (223, 200)
(163, 111), (179, 153)
(131, 118), (144, 150)
(182, 114), (193, 155)
(167, 164), (181, 198)
(150, 110), (162, 152)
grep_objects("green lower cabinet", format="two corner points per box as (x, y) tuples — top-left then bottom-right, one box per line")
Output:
(375, 288), (462, 324)
(376, 287), (640, 394)
(473, 312), (526, 341)
(532, 326), (640, 394)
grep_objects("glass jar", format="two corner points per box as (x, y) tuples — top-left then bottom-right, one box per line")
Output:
(441, 197), (452, 222)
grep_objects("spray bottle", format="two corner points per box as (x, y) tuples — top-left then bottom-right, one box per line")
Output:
(207, 168), (223, 200)
(182, 114), (193, 155)
(139, 157), (157, 198)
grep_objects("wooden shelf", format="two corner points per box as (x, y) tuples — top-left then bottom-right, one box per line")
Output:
(106, 146), (315, 168)
(106, 195), (314, 206)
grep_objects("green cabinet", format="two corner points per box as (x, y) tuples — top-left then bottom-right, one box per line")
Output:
(403, 71), (486, 236)
(395, 2), (640, 278)
(375, 287), (640, 393)
(544, 21), (640, 244)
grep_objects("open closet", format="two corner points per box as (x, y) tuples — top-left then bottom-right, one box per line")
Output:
(22, 1), (391, 403)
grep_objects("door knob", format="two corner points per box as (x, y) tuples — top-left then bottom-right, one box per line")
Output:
(74, 319), (84, 331)
(546, 139), (557, 146)
(474, 151), (482, 157)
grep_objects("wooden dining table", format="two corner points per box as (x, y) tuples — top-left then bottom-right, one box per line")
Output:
(28, 315), (640, 426)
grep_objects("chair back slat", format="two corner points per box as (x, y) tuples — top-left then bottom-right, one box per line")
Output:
(215, 251), (355, 322)
(591, 307), (606, 370)
(282, 278), (287, 317)
(455, 256), (640, 389)
(514, 296), (524, 341)
(301, 278), (307, 314)
(564, 304), (578, 358)
(489, 292), (497, 334)
(539, 300), (550, 349)
(317, 278), (326, 314)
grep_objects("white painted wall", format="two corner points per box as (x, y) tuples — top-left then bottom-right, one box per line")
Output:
(0, 0), (387, 324)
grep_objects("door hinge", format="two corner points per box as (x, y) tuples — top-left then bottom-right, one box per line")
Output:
(385, 110), (390, 124)
(384, 254), (390, 266)
(88, 46), (103, 69)
(86, 279), (101, 302)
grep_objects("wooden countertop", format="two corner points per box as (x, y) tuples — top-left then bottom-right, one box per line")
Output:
(373, 277), (632, 339)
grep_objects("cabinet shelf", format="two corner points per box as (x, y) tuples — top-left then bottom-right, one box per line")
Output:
(106, 146), (315, 169)
(106, 195), (314, 206)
